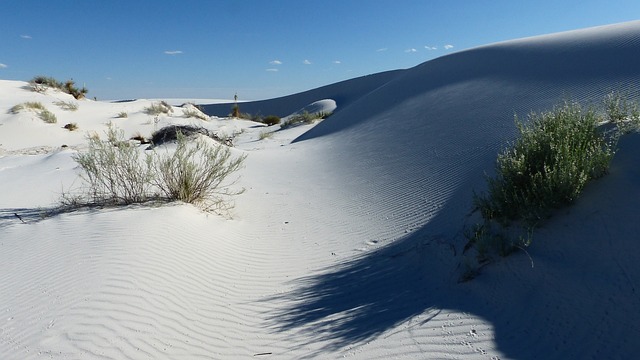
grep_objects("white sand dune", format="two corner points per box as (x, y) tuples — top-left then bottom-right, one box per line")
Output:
(2, 21), (640, 359)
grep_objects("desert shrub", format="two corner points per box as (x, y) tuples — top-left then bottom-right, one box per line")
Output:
(9, 102), (45, 114)
(259, 130), (273, 140)
(54, 100), (79, 111)
(63, 123), (78, 131)
(71, 125), (245, 211)
(182, 106), (208, 120)
(231, 104), (240, 118)
(261, 115), (281, 126)
(281, 111), (320, 129)
(144, 101), (173, 115)
(475, 101), (615, 225)
(29, 76), (88, 99)
(73, 126), (155, 205)
(152, 133), (246, 208)
(115, 111), (128, 118)
(38, 109), (57, 123)
(604, 91), (640, 134)
(30, 76), (62, 92)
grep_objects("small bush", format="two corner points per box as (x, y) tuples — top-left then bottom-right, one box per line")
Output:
(71, 125), (245, 212)
(39, 109), (57, 123)
(144, 101), (173, 116)
(63, 123), (78, 131)
(259, 130), (273, 140)
(54, 100), (79, 111)
(281, 111), (322, 129)
(475, 101), (615, 225)
(152, 133), (246, 208)
(73, 126), (154, 205)
(262, 115), (281, 126)
(115, 111), (128, 118)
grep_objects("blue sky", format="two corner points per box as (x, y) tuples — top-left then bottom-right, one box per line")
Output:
(1, 0), (640, 100)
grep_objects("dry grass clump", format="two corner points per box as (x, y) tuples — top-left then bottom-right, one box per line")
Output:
(29, 76), (88, 99)
(115, 111), (128, 118)
(54, 100), (79, 111)
(9, 102), (45, 114)
(144, 101), (174, 116)
(69, 125), (245, 213)
(63, 123), (79, 131)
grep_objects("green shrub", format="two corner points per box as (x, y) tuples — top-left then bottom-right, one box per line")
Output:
(54, 100), (79, 111)
(475, 101), (615, 224)
(262, 115), (280, 126)
(39, 109), (57, 123)
(144, 101), (173, 115)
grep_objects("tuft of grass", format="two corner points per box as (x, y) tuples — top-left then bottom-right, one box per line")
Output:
(29, 76), (88, 99)
(115, 111), (128, 118)
(258, 130), (274, 140)
(281, 111), (320, 129)
(38, 109), (57, 123)
(144, 101), (173, 116)
(9, 102), (46, 114)
(182, 107), (209, 120)
(54, 100), (79, 111)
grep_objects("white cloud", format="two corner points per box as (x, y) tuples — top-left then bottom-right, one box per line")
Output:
(333, 60), (341, 64)
(444, 44), (454, 50)
(376, 48), (388, 52)
(20, 35), (32, 39)
(424, 46), (437, 50)
(303, 59), (312, 65)
(270, 60), (282, 65)
(405, 48), (418, 53)
(164, 50), (183, 55)
(0, 63), (7, 69)
(266, 68), (279, 72)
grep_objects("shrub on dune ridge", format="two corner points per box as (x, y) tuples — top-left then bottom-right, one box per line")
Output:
(463, 94), (640, 280)
(144, 101), (174, 116)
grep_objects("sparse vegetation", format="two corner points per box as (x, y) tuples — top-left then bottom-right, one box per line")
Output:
(182, 104), (209, 120)
(281, 111), (322, 129)
(261, 115), (281, 126)
(8, 102), (45, 114)
(144, 101), (174, 116)
(39, 109), (57, 123)
(54, 100), (79, 111)
(463, 93), (640, 280)
(29, 76), (88, 99)
(259, 130), (274, 140)
(70, 125), (245, 213)
(115, 111), (128, 118)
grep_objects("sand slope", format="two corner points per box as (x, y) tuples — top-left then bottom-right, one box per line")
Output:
(2, 21), (640, 359)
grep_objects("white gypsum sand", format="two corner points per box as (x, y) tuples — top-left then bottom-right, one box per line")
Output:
(2, 21), (640, 359)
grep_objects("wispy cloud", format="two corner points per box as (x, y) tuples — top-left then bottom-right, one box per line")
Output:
(266, 68), (279, 72)
(376, 47), (388, 52)
(303, 59), (312, 65)
(424, 46), (437, 50)
(164, 50), (183, 55)
(444, 44), (454, 50)
(333, 60), (341, 64)
(270, 60), (282, 65)
(0, 63), (7, 69)
(20, 34), (32, 39)
(405, 48), (418, 53)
